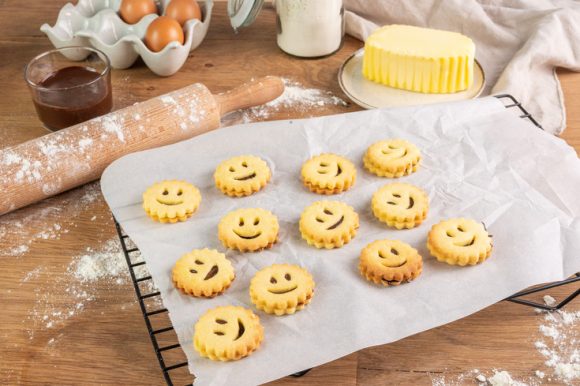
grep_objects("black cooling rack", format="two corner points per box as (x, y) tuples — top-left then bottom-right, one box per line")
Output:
(114, 94), (580, 385)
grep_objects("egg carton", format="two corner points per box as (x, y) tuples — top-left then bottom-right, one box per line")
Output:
(41, 0), (213, 76)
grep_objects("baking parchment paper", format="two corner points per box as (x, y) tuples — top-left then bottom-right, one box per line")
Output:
(101, 97), (580, 386)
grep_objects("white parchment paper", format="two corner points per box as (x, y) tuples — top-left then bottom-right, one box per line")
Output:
(101, 97), (580, 386)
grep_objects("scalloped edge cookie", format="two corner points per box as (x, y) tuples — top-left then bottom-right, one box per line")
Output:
(143, 180), (201, 223)
(372, 183), (429, 229)
(193, 306), (264, 361)
(359, 239), (423, 286)
(299, 200), (359, 249)
(363, 139), (421, 178)
(172, 249), (235, 298)
(214, 155), (271, 197)
(427, 218), (493, 266)
(218, 208), (279, 252)
(250, 264), (315, 316)
(301, 153), (356, 195)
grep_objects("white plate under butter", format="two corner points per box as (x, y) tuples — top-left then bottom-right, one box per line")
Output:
(338, 48), (485, 109)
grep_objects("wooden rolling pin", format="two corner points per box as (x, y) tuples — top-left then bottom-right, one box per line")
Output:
(0, 76), (284, 216)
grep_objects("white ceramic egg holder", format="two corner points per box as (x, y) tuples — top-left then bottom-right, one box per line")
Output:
(41, 0), (213, 76)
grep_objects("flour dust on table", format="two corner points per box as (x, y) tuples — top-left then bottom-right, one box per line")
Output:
(222, 78), (348, 125)
(430, 294), (580, 386)
(535, 307), (580, 384)
(24, 238), (130, 339)
(431, 369), (534, 386)
(0, 183), (101, 259)
(0, 181), (135, 341)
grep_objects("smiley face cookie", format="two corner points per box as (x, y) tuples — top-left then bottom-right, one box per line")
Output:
(427, 218), (493, 266)
(214, 155), (271, 197)
(301, 154), (356, 194)
(372, 183), (429, 229)
(359, 239), (423, 286)
(172, 249), (235, 298)
(218, 208), (279, 252)
(143, 180), (201, 223)
(250, 264), (315, 316)
(194, 306), (264, 361)
(299, 201), (359, 249)
(363, 139), (421, 178)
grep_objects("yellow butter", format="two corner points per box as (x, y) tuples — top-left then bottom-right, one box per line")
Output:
(362, 25), (475, 94)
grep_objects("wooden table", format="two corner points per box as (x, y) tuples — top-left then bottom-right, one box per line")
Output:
(1, 2), (579, 385)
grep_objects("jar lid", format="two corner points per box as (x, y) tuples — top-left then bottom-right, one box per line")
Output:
(227, 0), (265, 31)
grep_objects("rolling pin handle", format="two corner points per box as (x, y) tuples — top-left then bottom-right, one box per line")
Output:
(215, 76), (285, 116)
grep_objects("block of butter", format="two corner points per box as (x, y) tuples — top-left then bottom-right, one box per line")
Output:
(362, 25), (475, 94)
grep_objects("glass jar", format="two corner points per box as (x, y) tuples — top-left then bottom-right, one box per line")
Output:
(24, 47), (112, 131)
(228, 0), (345, 58)
(275, 0), (344, 58)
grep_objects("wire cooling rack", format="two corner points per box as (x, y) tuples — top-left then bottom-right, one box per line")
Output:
(114, 94), (580, 385)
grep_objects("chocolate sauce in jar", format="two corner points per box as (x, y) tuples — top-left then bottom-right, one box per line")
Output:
(32, 66), (112, 130)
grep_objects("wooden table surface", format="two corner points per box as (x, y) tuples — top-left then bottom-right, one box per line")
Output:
(1, 2), (579, 385)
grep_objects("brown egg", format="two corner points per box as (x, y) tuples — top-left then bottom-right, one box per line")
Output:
(119, 0), (158, 24)
(165, 0), (202, 26)
(145, 16), (185, 52)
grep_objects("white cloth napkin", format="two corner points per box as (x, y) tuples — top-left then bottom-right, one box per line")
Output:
(344, 0), (580, 134)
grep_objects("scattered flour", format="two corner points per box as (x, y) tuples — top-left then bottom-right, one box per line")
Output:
(0, 183), (101, 259)
(1, 180), (160, 342)
(25, 238), (130, 337)
(228, 78), (348, 125)
(68, 239), (128, 283)
(22, 266), (44, 282)
(160, 95), (176, 105)
(431, 294), (580, 386)
(535, 307), (580, 384)
(102, 115), (125, 142)
(430, 369), (483, 386)
(543, 295), (557, 307)
(487, 370), (528, 386)
(78, 138), (93, 151)
(432, 369), (533, 386)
